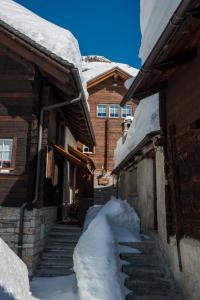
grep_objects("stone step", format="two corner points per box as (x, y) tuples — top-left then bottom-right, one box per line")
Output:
(122, 264), (165, 280)
(48, 237), (79, 244)
(46, 240), (77, 246)
(44, 244), (75, 251)
(49, 230), (81, 236)
(120, 253), (160, 266)
(52, 224), (81, 230)
(35, 268), (74, 277)
(119, 241), (157, 253)
(127, 294), (170, 300)
(49, 233), (80, 239)
(125, 278), (170, 295)
(39, 260), (73, 267)
(43, 247), (75, 254)
(42, 252), (73, 259)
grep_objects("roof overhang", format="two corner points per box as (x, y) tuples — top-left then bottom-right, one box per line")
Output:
(121, 0), (200, 106)
(87, 67), (132, 89)
(112, 131), (160, 174)
(0, 21), (96, 148)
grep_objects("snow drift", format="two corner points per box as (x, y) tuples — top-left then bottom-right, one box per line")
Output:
(73, 197), (140, 300)
(0, 238), (32, 300)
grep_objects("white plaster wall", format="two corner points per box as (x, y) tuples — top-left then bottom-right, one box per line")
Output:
(180, 238), (200, 300)
(140, 0), (181, 63)
(137, 158), (154, 230)
(65, 126), (77, 149)
(155, 146), (168, 243)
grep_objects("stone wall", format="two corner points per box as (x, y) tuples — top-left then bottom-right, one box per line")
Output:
(0, 206), (57, 276)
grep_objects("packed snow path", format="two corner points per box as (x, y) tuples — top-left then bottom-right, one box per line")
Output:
(35, 224), (81, 277)
(120, 232), (183, 300)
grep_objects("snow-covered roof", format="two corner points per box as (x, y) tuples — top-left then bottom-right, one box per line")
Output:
(82, 55), (138, 83)
(0, 0), (87, 97)
(114, 94), (160, 168)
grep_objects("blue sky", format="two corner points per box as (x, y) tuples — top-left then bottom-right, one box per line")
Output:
(15, 0), (141, 68)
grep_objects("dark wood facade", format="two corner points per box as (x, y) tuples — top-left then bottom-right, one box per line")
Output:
(121, 0), (200, 241)
(163, 55), (200, 240)
(0, 23), (95, 223)
(85, 73), (137, 173)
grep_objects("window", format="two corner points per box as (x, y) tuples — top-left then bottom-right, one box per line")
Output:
(109, 104), (120, 118)
(0, 139), (13, 169)
(97, 104), (107, 118)
(83, 145), (94, 153)
(121, 105), (132, 118)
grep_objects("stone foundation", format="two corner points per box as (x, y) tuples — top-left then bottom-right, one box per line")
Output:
(0, 206), (57, 276)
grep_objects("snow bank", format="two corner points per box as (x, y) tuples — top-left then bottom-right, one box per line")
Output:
(114, 94), (160, 168)
(0, 238), (32, 300)
(31, 275), (78, 300)
(0, 0), (88, 99)
(140, 0), (181, 63)
(82, 55), (138, 83)
(73, 197), (140, 300)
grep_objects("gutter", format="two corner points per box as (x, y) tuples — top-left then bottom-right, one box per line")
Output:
(17, 92), (82, 258)
(112, 131), (160, 175)
(72, 68), (96, 147)
(121, 0), (194, 106)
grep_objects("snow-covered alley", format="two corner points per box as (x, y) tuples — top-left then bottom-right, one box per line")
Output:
(29, 198), (182, 300)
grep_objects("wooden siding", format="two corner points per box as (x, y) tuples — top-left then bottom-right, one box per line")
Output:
(165, 54), (200, 239)
(0, 51), (35, 206)
(86, 75), (137, 171)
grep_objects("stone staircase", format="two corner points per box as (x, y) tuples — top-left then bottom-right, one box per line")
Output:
(94, 186), (116, 205)
(35, 224), (82, 277)
(120, 234), (183, 300)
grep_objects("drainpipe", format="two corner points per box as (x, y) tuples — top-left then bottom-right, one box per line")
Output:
(17, 92), (82, 257)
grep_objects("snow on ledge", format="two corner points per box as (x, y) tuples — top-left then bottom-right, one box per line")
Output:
(0, 0), (88, 100)
(0, 238), (32, 300)
(114, 94), (160, 168)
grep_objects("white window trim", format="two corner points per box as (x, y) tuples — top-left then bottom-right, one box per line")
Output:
(83, 145), (94, 154)
(121, 105), (132, 118)
(109, 104), (120, 118)
(0, 138), (13, 169)
(97, 104), (107, 118)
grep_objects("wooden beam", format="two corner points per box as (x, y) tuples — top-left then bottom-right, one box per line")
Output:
(87, 68), (130, 89)
(0, 27), (71, 85)
(0, 92), (33, 98)
(153, 48), (197, 71)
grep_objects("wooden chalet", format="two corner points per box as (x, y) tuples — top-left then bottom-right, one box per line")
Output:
(120, 0), (200, 298)
(0, 4), (95, 275)
(81, 57), (138, 197)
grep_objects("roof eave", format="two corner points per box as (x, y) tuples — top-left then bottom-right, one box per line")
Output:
(121, 0), (195, 107)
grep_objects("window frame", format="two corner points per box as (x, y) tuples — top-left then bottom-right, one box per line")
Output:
(109, 104), (120, 118)
(121, 105), (133, 118)
(97, 104), (107, 118)
(0, 137), (16, 171)
(83, 145), (94, 154)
